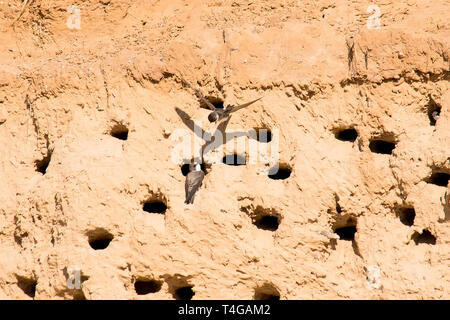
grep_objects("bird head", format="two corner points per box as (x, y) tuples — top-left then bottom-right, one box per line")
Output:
(189, 162), (202, 172)
(208, 111), (219, 122)
(432, 110), (440, 120)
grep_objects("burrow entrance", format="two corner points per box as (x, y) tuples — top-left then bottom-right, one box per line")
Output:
(35, 150), (52, 174)
(241, 205), (281, 231)
(331, 214), (361, 256)
(412, 229), (436, 245)
(426, 97), (441, 126)
(369, 136), (396, 155)
(134, 279), (163, 295)
(143, 201), (167, 214)
(253, 282), (280, 300)
(142, 195), (168, 214)
(426, 169), (450, 187)
(165, 276), (195, 300)
(395, 206), (416, 226)
(199, 96), (224, 110)
(268, 164), (292, 180)
(110, 123), (129, 140)
(334, 127), (358, 142)
(87, 228), (114, 250)
(16, 275), (37, 298)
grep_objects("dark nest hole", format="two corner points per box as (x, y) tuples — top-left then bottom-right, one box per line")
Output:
(426, 170), (450, 187)
(412, 229), (436, 245)
(174, 286), (195, 300)
(134, 279), (163, 295)
(254, 215), (280, 231)
(334, 225), (357, 241)
(268, 164), (292, 180)
(143, 198), (167, 214)
(253, 128), (273, 143)
(332, 217), (361, 256)
(16, 276), (37, 298)
(426, 98), (441, 126)
(110, 123), (129, 140)
(181, 161), (207, 176)
(222, 154), (246, 166)
(87, 229), (114, 250)
(165, 276), (195, 300)
(245, 206), (281, 232)
(334, 127), (358, 142)
(254, 283), (280, 300)
(35, 151), (52, 174)
(395, 206), (415, 226)
(199, 96), (224, 110)
(369, 137), (396, 155)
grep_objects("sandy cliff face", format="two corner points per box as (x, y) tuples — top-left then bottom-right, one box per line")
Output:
(0, 0), (449, 299)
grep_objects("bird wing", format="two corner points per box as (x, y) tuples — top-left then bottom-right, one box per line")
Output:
(226, 97), (262, 114)
(175, 107), (206, 140)
(185, 171), (205, 203)
(180, 77), (216, 111)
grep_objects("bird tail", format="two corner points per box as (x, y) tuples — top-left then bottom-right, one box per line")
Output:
(185, 195), (195, 204)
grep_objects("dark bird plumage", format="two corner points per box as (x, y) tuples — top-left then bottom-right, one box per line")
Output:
(185, 163), (205, 204)
(179, 77), (262, 123)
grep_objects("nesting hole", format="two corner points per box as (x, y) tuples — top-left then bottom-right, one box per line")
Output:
(334, 225), (357, 240)
(87, 229), (114, 250)
(165, 276), (195, 300)
(426, 98), (441, 126)
(243, 206), (281, 231)
(254, 283), (280, 300)
(268, 164), (291, 180)
(335, 128), (358, 142)
(369, 137), (396, 154)
(426, 170), (450, 187)
(412, 229), (436, 245)
(110, 123), (129, 140)
(35, 151), (52, 174)
(395, 206), (416, 226)
(254, 215), (279, 231)
(174, 286), (195, 300)
(16, 276), (37, 298)
(222, 154), (246, 166)
(134, 279), (163, 295)
(199, 96), (223, 110)
(332, 217), (361, 256)
(143, 199), (167, 214)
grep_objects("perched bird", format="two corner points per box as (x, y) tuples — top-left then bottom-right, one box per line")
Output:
(185, 162), (205, 204)
(432, 110), (440, 122)
(180, 77), (262, 123)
